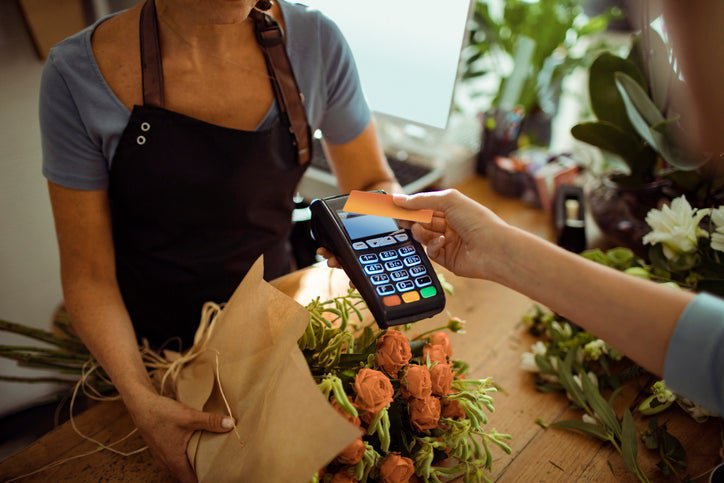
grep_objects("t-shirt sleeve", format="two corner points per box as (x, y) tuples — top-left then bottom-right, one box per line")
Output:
(40, 53), (108, 190)
(317, 14), (371, 145)
(663, 292), (724, 416)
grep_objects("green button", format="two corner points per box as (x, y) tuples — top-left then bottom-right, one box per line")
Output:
(420, 286), (437, 299)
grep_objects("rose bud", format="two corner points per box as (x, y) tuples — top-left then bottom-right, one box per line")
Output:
(337, 437), (366, 465)
(429, 332), (453, 358)
(353, 368), (394, 415)
(430, 362), (454, 396)
(331, 471), (358, 483)
(422, 344), (448, 364)
(441, 398), (466, 419)
(378, 453), (415, 483)
(409, 395), (441, 431)
(376, 329), (412, 378)
(331, 399), (361, 427)
(400, 364), (432, 400)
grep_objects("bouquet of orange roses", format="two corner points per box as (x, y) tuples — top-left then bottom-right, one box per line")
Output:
(300, 290), (511, 483)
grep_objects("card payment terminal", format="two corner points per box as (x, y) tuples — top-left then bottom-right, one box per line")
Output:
(310, 193), (446, 328)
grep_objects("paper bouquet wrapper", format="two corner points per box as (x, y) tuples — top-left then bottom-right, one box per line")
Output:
(176, 258), (360, 482)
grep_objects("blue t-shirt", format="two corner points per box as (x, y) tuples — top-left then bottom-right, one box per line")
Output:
(665, 293), (724, 415)
(40, 1), (370, 190)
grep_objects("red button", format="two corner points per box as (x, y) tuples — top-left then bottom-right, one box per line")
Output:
(383, 295), (401, 307)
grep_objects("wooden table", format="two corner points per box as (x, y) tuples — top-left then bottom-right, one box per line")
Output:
(1, 177), (721, 482)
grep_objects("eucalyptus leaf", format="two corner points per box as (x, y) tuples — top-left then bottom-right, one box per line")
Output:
(621, 409), (643, 480)
(551, 419), (611, 442)
(556, 350), (588, 410)
(579, 369), (622, 439)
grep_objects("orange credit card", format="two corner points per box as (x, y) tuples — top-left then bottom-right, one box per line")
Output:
(342, 191), (433, 224)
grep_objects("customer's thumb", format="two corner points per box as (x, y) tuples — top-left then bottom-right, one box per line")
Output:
(184, 409), (235, 433)
(393, 190), (456, 212)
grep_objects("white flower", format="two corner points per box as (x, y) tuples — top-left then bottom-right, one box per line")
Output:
(582, 414), (598, 425)
(710, 206), (724, 228)
(583, 339), (606, 360)
(531, 341), (547, 356)
(652, 380), (675, 404)
(642, 196), (709, 260)
(520, 352), (540, 373)
(572, 372), (599, 390)
(550, 321), (573, 339)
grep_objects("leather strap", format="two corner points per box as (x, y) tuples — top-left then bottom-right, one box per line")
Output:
(138, 1), (312, 165)
(140, 0), (164, 108)
(249, 8), (312, 165)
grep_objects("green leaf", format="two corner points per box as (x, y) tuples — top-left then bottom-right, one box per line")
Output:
(621, 409), (641, 479)
(570, 121), (654, 172)
(551, 419), (611, 442)
(579, 369), (622, 439)
(615, 73), (707, 171)
(589, 53), (646, 133)
(556, 350), (588, 410)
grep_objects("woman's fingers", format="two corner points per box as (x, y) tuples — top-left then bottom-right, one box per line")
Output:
(392, 190), (458, 212)
(426, 235), (446, 260)
(410, 223), (441, 245)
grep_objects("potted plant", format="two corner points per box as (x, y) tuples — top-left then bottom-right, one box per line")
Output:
(571, 28), (720, 250)
(463, 0), (618, 146)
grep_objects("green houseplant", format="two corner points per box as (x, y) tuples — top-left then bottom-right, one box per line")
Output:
(571, 28), (722, 249)
(463, 0), (617, 145)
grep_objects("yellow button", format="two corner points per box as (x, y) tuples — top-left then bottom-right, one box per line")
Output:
(402, 291), (420, 303)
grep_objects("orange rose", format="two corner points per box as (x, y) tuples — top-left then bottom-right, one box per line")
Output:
(430, 363), (454, 396)
(422, 344), (448, 364)
(429, 332), (453, 358)
(354, 368), (394, 414)
(409, 395), (441, 431)
(331, 471), (358, 483)
(376, 330), (412, 377)
(378, 453), (415, 483)
(337, 437), (366, 465)
(331, 399), (361, 427)
(400, 364), (432, 400)
(441, 398), (466, 419)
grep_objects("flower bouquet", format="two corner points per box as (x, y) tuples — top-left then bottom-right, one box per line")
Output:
(303, 300), (511, 483)
(0, 258), (510, 483)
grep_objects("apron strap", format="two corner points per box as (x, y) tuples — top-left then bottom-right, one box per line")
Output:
(139, 0), (164, 108)
(138, 1), (312, 165)
(249, 8), (312, 166)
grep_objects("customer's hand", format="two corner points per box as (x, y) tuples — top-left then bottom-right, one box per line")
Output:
(125, 388), (234, 483)
(392, 189), (512, 280)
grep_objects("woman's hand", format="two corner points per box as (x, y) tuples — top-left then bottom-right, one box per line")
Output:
(125, 388), (234, 483)
(392, 190), (513, 280)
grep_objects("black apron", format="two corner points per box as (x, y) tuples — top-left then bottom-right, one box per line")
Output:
(108, 0), (312, 349)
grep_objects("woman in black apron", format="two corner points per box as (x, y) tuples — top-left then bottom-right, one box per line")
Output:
(47, 1), (398, 479)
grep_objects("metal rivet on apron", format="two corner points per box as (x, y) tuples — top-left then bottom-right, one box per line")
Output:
(137, 135), (146, 145)
(141, 122), (151, 132)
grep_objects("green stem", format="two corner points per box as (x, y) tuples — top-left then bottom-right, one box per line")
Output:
(0, 319), (87, 353)
(0, 374), (77, 384)
(412, 325), (448, 341)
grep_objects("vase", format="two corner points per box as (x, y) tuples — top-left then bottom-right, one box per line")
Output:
(587, 176), (672, 252)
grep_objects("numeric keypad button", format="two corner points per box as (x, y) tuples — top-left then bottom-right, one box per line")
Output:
(396, 280), (415, 292)
(403, 255), (421, 267)
(359, 254), (379, 264)
(398, 246), (416, 257)
(409, 265), (427, 277)
(390, 269), (409, 282)
(364, 263), (384, 275)
(379, 250), (398, 261)
(370, 274), (390, 285)
(384, 260), (404, 271)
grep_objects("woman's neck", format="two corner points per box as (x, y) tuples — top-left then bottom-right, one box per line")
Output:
(155, 0), (256, 54)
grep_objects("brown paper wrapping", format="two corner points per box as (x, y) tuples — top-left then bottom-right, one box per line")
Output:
(176, 258), (360, 482)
